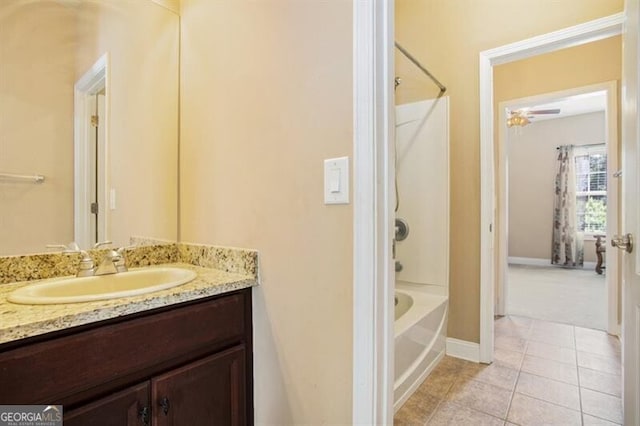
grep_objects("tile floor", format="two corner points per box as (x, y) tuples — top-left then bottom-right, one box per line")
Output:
(394, 316), (622, 425)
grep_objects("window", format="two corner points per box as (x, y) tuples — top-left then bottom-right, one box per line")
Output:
(575, 146), (606, 234)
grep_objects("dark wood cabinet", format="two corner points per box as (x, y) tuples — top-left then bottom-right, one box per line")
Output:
(152, 345), (246, 426)
(0, 289), (253, 426)
(65, 382), (150, 426)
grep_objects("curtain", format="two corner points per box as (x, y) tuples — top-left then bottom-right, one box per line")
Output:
(551, 145), (584, 267)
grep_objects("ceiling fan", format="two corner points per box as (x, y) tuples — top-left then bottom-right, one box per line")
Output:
(507, 108), (561, 127)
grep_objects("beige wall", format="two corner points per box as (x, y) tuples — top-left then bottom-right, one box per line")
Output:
(396, 0), (623, 343)
(179, 0), (352, 424)
(0, 1), (76, 255)
(76, 0), (179, 249)
(508, 112), (605, 263)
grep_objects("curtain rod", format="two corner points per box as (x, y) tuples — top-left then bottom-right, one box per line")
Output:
(394, 42), (447, 96)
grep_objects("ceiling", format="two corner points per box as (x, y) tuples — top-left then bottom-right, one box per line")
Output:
(508, 90), (607, 123)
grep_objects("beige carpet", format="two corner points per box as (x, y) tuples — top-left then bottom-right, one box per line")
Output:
(506, 264), (607, 330)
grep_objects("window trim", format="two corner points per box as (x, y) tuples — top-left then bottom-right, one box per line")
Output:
(574, 144), (607, 235)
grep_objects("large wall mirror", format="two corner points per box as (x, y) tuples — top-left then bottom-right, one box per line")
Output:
(0, 0), (179, 256)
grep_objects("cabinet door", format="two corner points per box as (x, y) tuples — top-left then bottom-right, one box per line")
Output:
(65, 382), (150, 426)
(152, 345), (246, 426)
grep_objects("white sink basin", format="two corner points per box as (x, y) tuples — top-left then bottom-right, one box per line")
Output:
(8, 267), (198, 305)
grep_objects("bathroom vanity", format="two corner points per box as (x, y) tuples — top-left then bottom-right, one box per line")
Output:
(0, 289), (253, 425)
(0, 244), (259, 426)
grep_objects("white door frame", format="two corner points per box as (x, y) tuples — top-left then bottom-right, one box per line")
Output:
(352, 0), (395, 424)
(479, 14), (623, 363)
(621, 1), (640, 424)
(74, 53), (110, 249)
(496, 81), (620, 337)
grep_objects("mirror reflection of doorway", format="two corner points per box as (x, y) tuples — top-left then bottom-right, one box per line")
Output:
(88, 91), (106, 246)
(74, 54), (108, 250)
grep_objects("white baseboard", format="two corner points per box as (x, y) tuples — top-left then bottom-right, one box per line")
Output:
(509, 257), (598, 270)
(446, 338), (480, 363)
(508, 257), (550, 266)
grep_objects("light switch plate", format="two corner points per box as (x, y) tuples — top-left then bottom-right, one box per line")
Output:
(324, 156), (349, 204)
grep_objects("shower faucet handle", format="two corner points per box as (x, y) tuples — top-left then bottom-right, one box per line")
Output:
(395, 218), (409, 241)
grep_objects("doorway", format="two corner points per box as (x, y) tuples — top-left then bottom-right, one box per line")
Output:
(477, 17), (626, 425)
(478, 13), (624, 363)
(74, 53), (109, 249)
(496, 83), (619, 333)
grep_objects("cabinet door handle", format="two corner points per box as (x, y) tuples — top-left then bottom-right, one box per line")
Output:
(160, 397), (170, 416)
(139, 406), (150, 426)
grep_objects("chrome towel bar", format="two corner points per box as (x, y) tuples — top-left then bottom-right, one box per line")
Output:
(0, 172), (45, 183)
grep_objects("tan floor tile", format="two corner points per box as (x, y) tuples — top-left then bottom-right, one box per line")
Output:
(526, 340), (576, 365)
(507, 393), (581, 426)
(427, 401), (503, 426)
(451, 371), (478, 387)
(521, 354), (578, 385)
(459, 362), (519, 390)
(510, 315), (535, 326)
(532, 319), (575, 336)
(398, 315), (627, 426)
(515, 371), (580, 410)
(575, 326), (620, 344)
(575, 331), (621, 358)
(434, 355), (468, 374)
(529, 329), (576, 349)
(493, 347), (524, 370)
(496, 315), (534, 328)
(417, 367), (457, 399)
(495, 335), (528, 353)
(579, 367), (622, 397)
(394, 392), (440, 426)
(455, 360), (485, 377)
(582, 413), (621, 425)
(495, 317), (532, 339)
(495, 323), (531, 339)
(445, 377), (512, 419)
(577, 351), (621, 376)
(581, 388), (623, 424)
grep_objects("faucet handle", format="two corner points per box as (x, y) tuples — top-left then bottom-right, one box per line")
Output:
(116, 245), (136, 254)
(114, 247), (130, 273)
(93, 241), (113, 249)
(46, 242), (95, 277)
(46, 242), (81, 253)
(77, 252), (96, 277)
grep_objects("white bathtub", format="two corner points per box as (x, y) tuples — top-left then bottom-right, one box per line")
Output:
(394, 282), (448, 412)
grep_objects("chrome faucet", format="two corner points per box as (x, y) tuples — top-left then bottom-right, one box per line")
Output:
(46, 242), (96, 277)
(94, 250), (120, 275)
(47, 241), (128, 277)
(94, 248), (128, 275)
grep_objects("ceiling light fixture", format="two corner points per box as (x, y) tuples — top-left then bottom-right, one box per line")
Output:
(506, 111), (531, 127)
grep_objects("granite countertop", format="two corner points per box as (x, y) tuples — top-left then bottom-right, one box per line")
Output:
(0, 263), (257, 345)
